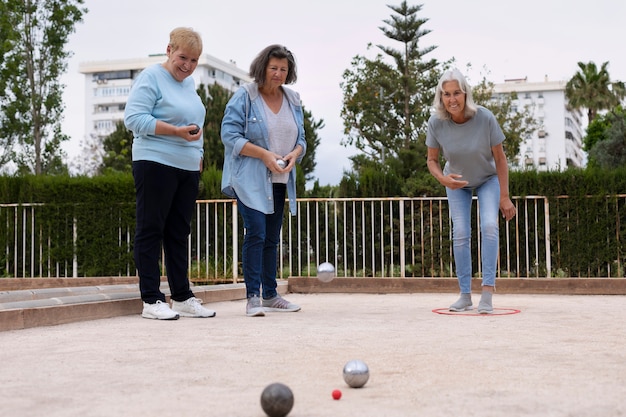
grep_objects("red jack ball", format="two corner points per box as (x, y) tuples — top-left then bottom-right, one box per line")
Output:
(332, 389), (342, 400)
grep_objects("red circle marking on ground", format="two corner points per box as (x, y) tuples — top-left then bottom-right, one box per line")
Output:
(432, 307), (521, 316)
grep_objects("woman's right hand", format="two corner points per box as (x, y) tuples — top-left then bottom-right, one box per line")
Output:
(442, 174), (469, 189)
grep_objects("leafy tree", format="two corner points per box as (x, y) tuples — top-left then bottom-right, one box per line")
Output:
(583, 114), (611, 153)
(100, 121), (133, 174)
(341, 54), (401, 160)
(340, 1), (439, 161)
(199, 82), (230, 171)
(0, 0), (86, 175)
(586, 107), (626, 169)
(0, 0), (20, 171)
(71, 132), (104, 176)
(377, 1), (439, 149)
(566, 61), (626, 124)
(339, 1), (441, 196)
(301, 106), (323, 183)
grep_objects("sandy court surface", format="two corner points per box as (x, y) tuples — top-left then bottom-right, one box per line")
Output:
(1, 292), (626, 417)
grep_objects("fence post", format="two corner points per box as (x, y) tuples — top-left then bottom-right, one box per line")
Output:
(399, 200), (405, 278)
(73, 216), (78, 278)
(232, 200), (238, 283)
(544, 197), (551, 278)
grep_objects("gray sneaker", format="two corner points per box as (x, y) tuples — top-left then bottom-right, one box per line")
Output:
(477, 291), (494, 314)
(449, 293), (473, 312)
(262, 295), (301, 312)
(246, 295), (265, 317)
(171, 297), (216, 318)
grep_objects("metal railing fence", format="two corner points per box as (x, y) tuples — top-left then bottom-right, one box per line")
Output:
(1, 195), (624, 280)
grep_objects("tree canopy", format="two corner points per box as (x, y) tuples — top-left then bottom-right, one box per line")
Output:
(0, 0), (86, 175)
(585, 107), (626, 169)
(566, 61), (626, 124)
(339, 1), (441, 197)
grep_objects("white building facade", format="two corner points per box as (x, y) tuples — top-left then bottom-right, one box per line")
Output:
(78, 54), (251, 141)
(493, 78), (587, 171)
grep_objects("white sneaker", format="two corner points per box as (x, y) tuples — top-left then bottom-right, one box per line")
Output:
(142, 300), (179, 320)
(171, 297), (216, 318)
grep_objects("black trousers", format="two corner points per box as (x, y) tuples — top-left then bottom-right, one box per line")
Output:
(132, 161), (199, 303)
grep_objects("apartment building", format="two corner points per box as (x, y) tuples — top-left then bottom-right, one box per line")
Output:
(493, 77), (587, 171)
(78, 54), (252, 140)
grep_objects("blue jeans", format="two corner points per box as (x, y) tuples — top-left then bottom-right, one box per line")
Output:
(237, 184), (286, 299)
(446, 175), (500, 293)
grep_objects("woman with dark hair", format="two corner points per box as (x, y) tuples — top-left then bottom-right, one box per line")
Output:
(426, 68), (516, 314)
(221, 45), (306, 317)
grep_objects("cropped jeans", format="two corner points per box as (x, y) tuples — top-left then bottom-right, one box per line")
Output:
(237, 183), (286, 300)
(446, 175), (500, 294)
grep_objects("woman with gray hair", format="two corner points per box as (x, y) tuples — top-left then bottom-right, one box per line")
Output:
(426, 68), (516, 314)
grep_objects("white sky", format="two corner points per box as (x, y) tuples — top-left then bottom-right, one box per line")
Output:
(60, 0), (626, 186)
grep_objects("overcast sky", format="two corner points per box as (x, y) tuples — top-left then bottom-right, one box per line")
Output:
(60, 0), (626, 186)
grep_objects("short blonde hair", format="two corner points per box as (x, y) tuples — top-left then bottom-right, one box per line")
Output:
(432, 68), (477, 120)
(168, 27), (203, 57)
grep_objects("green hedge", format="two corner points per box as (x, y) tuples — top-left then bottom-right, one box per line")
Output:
(509, 167), (626, 196)
(0, 172), (224, 277)
(0, 168), (625, 278)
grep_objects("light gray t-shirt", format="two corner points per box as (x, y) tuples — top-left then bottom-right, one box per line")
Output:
(261, 94), (297, 184)
(426, 106), (505, 188)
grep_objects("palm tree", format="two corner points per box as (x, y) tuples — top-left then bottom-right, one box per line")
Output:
(566, 61), (626, 123)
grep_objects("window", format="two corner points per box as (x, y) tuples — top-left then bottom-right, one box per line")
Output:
(93, 70), (132, 82)
(95, 120), (114, 131)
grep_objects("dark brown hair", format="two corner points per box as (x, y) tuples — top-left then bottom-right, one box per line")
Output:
(249, 44), (297, 86)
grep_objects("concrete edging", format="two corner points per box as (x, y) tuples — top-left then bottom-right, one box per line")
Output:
(287, 277), (626, 295)
(0, 281), (288, 332)
(2, 277), (626, 332)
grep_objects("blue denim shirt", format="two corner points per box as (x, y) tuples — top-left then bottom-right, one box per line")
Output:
(221, 83), (306, 215)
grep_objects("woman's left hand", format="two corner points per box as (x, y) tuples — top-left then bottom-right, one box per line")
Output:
(280, 149), (301, 171)
(500, 198), (516, 221)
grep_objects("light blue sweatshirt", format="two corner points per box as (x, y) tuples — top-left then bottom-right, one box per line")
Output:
(221, 83), (306, 215)
(124, 63), (205, 171)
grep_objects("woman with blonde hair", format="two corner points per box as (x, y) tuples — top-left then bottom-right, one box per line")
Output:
(125, 27), (216, 320)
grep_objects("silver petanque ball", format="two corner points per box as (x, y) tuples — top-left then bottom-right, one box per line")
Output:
(316, 262), (335, 283)
(276, 159), (287, 169)
(343, 359), (369, 388)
